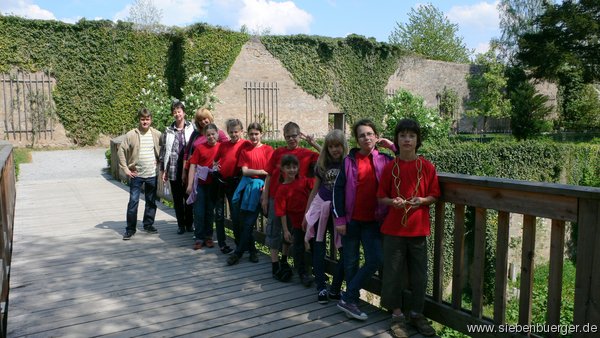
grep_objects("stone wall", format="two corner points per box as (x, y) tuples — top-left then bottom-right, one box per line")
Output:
(212, 38), (339, 139)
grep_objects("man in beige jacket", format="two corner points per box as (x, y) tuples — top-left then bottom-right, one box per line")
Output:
(118, 108), (162, 240)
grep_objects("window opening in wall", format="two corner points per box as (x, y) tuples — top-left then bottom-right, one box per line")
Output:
(244, 81), (279, 140)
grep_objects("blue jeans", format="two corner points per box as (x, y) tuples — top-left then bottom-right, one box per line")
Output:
(215, 178), (241, 247)
(193, 183), (216, 241)
(234, 207), (260, 256)
(126, 176), (157, 232)
(341, 219), (382, 304)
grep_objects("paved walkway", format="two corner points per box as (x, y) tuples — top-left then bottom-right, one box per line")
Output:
(7, 148), (417, 338)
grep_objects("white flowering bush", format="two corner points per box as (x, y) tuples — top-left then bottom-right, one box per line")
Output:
(384, 89), (451, 144)
(136, 74), (171, 130)
(182, 72), (219, 113)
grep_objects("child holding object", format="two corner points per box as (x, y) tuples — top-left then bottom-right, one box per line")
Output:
(377, 118), (440, 338)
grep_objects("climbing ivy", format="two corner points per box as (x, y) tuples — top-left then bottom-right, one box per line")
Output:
(261, 34), (403, 127)
(0, 16), (248, 145)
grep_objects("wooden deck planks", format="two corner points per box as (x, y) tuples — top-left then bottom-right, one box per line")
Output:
(7, 153), (415, 338)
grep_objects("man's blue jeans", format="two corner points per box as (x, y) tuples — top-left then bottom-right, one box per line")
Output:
(126, 176), (157, 232)
(341, 219), (382, 305)
(234, 207), (260, 256)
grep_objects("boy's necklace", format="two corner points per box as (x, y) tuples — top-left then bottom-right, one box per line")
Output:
(392, 156), (423, 226)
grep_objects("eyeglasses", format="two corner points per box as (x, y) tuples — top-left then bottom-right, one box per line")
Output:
(358, 132), (375, 139)
(284, 134), (299, 140)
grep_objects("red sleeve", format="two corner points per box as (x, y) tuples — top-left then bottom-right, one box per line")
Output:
(266, 149), (280, 175)
(189, 146), (202, 165)
(275, 187), (287, 217)
(237, 149), (250, 168)
(377, 162), (393, 198)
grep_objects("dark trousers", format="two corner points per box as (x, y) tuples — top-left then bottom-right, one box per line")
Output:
(381, 235), (428, 314)
(193, 183), (217, 241)
(234, 207), (260, 256)
(215, 177), (241, 247)
(292, 227), (310, 276)
(311, 218), (344, 292)
(126, 176), (157, 232)
(170, 178), (193, 230)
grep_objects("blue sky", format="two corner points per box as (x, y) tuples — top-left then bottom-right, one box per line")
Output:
(1, 0), (501, 56)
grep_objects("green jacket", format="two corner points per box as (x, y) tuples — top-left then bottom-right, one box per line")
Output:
(117, 127), (162, 173)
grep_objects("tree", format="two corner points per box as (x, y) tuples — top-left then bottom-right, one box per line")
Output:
(389, 4), (472, 63)
(495, 0), (550, 65)
(466, 49), (512, 131)
(517, 0), (600, 83)
(126, 0), (164, 33)
(517, 0), (600, 129)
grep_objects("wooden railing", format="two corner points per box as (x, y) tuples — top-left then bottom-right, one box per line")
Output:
(0, 142), (16, 338)
(109, 135), (599, 337)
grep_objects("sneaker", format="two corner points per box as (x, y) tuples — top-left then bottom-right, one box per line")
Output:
(122, 231), (135, 240)
(204, 239), (214, 248)
(249, 251), (259, 263)
(193, 240), (203, 250)
(318, 289), (328, 304)
(227, 253), (240, 266)
(337, 299), (368, 321)
(409, 313), (435, 336)
(220, 245), (233, 254)
(299, 274), (314, 288)
(390, 315), (409, 338)
(177, 227), (186, 235)
(328, 290), (342, 301)
(143, 225), (158, 234)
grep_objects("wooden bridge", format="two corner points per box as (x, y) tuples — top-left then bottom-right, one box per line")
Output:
(1, 143), (599, 337)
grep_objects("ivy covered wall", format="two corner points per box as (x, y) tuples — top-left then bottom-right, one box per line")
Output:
(0, 16), (248, 145)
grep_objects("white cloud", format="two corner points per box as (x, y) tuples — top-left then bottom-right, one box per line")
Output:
(0, 0), (56, 20)
(474, 42), (491, 55)
(113, 0), (210, 26)
(237, 0), (312, 35)
(447, 1), (500, 31)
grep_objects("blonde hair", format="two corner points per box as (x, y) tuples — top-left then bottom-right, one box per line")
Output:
(316, 129), (347, 177)
(194, 108), (214, 129)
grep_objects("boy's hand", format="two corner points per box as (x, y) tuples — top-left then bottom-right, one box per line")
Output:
(335, 224), (347, 236)
(304, 240), (311, 252)
(283, 230), (292, 243)
(301, 219), (307, 231)
(407, 197), (423, 206)
(124, 168), (138, 178)
(261, 197), (268, 215)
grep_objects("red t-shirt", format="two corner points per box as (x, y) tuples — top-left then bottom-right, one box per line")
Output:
(266, 147), (318, 198)
(237, 144), (274, 177)
(352, 152), (378, 221)
(189, 142), (220, 184)
(377, 157), (441, 237)
(275, 177), (314, 229)
(214, 139), (252, 178)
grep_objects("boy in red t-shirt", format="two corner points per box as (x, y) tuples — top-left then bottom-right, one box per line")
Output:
(186, 123), (221, 251)
(275, 154), (314, 287)
(213, 119), (252, 254)
(377, 118), (440, 338)
(261, 121), (320, 282)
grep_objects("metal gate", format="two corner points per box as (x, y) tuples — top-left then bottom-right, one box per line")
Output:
(244, 81), (279, 140)
(1, 70), (55, 142)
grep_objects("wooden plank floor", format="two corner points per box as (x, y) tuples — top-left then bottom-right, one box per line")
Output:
(7, 148), (430, 338)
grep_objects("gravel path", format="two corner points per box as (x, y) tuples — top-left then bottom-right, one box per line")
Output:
(18, 147), (110, 181)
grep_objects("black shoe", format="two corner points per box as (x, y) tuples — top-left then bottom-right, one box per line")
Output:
(227, 254), (240, 266)
(220, 245), (233, 254)
(177, 227), (186, 235)
(299, 274), (314, 288)
(328, 290), (342, 301)
(318, 288), (328, 304)
(274, 263), (293, 282)
(122, 231), (135, 240)
(249, 251), (259, 263)
(143, 225), (158, 234)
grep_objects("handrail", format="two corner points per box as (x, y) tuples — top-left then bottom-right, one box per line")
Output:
(0, 142), (16, 338)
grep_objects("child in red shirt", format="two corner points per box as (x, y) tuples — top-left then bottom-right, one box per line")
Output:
(186, 123), (221, 251)
(275, 154), (314, 286)
(261, 121), (320, 282)
(213, 119), (252, 254)
(377, 118), (440, 337)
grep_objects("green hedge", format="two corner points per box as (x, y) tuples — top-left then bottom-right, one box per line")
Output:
(0, 16), (248, 145)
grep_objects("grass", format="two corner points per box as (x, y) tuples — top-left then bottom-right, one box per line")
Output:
(13, 147), (32, 179)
